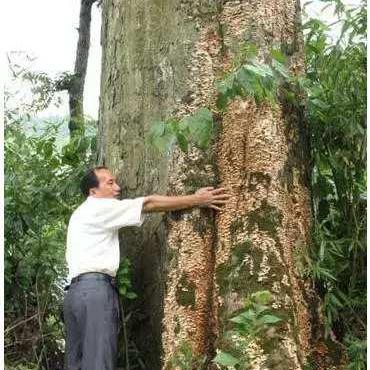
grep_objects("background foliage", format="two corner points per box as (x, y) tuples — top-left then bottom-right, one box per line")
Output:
(303, 1), (366, 368)
(5, 59), (97, 369)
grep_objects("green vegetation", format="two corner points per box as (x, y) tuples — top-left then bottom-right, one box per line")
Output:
(116, 258), (138, 299)
(246, 200), (283, 240)
(165, 341), (207, 370)
(216, 239), (253, 297)
(213, 291), (282, 370)
(5, 54), (96, 369)
(303, 1), (367, 367)
(5, 118), (96, 369)
(215, 44), (294, 110)
(148, 45), (296, 155)
(176, 275), (197, 309)
(148, 107), (214, 154)
(165, 292), (282, 370)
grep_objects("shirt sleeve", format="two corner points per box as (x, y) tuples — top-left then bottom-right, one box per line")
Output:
(102, 197), (146, 230)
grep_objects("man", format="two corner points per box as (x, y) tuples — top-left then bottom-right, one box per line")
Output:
(63, 166), (230, 370)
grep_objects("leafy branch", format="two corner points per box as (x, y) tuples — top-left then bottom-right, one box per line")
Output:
(213, 291), (282, 369)
(148, 43), (301, 155)
(148, 107), (214, 154)
(116, 258), (137, 299)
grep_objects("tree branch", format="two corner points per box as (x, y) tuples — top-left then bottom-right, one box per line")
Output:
(68, 0), (97, 137)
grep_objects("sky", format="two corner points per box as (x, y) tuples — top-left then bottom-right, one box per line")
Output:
(3, 0), (359, 120)
(4, 0), (102, 119)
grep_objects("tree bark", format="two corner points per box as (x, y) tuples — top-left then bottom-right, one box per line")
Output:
(98, 1), (188, 368)
(99, 1), (346, 369)
(68, 0), (96, 137)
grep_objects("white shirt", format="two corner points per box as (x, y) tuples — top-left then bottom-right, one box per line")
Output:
(66, 196), (146, 281)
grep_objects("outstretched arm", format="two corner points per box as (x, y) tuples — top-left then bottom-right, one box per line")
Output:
(142, 187), (230, 213)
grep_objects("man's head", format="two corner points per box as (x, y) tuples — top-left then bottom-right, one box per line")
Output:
(80, 166), (121, 199)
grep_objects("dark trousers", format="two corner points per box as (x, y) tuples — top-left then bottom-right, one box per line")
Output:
(63, 273), (120, 370)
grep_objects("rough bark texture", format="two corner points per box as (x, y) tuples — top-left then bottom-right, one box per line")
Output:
(99, 0), (346, 369)
(98, 1), (195, 368)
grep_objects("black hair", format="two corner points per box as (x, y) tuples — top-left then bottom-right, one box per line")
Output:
(80, 166), (108, 198)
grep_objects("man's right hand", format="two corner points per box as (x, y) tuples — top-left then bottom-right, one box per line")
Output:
(195, 186), (230, 211)
(143, 187), (230, 213)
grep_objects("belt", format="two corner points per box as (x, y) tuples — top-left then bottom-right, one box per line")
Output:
(65, 272), (116, 291)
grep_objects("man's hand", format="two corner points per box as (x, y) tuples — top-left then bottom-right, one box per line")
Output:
(195, 186), (230, 211)
(143, 187), (230, 213)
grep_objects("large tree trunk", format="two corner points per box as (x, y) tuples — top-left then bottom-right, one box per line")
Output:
(97, 1), (191, 368)
(98, 1), (346, 369)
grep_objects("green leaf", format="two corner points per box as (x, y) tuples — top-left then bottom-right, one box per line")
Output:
(125, 292), (137, 299)
(271, 59), (290, 79)
(149, 120), (165, 138)
(213, 351), (240, 367)
(254, 304), (270, 315)
(236, 68), (254, 96)
(216, 75), (235, 110)
(260, 314), (282, 324)
(151, 130), (175, 154)
(183, 108), (214, 149)
(229, 314), (248, 324)
(120, 277), (130, 285)
(245, 63), (274, 78)
(176, 132), (189, 152)
(271, 49), (287, 64)
(250, 290), (272, 305)
(148, 120), (176, 153)
(240, 309), (256, 320)
(216, 92), (229, 111)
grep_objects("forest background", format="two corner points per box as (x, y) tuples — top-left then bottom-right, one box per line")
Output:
(3, 0), (367, 369)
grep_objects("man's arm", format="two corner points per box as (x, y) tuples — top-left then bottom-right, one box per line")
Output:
(142, 187), (230, 213)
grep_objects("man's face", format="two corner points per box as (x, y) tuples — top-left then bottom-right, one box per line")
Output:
(89, 168), (121, 199)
